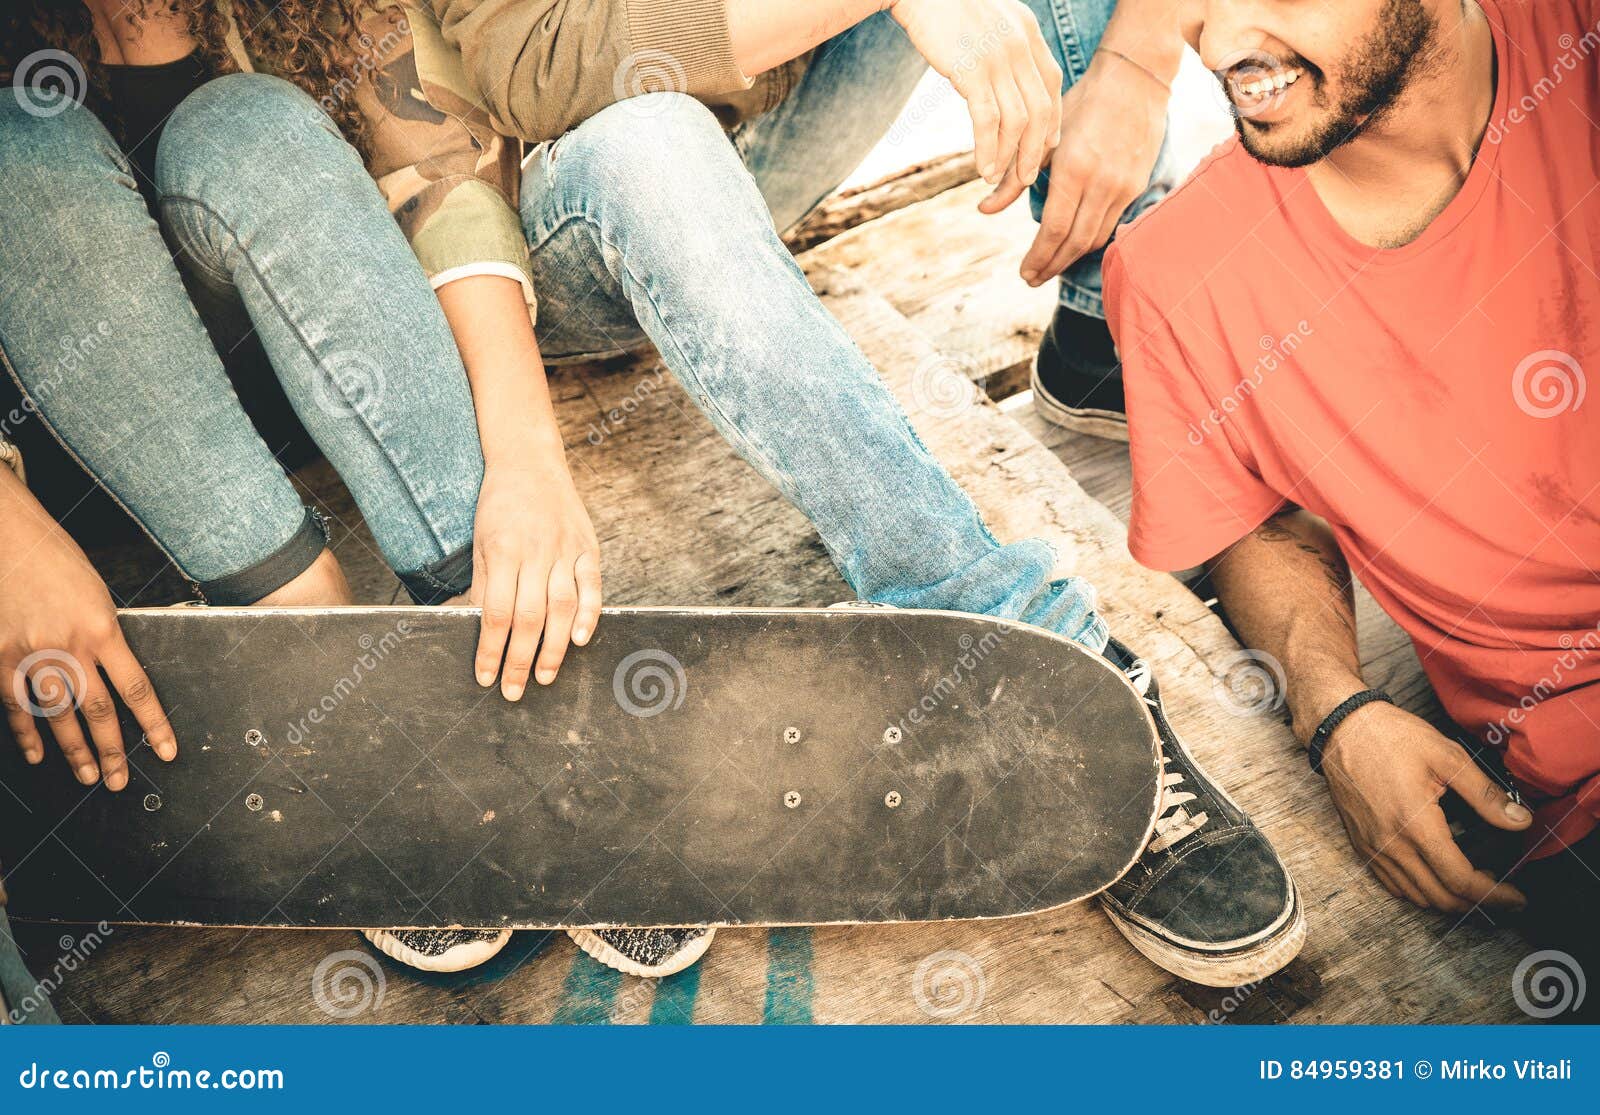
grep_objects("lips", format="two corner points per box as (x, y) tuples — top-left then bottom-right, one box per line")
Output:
(1223, 61), (1305, 121)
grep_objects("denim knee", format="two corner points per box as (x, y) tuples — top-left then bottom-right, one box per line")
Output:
(155, 73), (350, 202)
(0, 98), (130, 198)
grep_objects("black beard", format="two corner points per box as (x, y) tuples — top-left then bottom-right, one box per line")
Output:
(1235, 0), (1438, 168)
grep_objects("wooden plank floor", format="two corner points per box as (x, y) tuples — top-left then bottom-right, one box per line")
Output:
(7, 188), (1529, 1026)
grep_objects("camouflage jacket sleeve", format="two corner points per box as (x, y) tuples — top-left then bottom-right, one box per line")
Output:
(360, 5), (535, 316)
(428, 0), (763, 142)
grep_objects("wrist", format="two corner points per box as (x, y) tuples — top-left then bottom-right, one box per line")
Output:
(1289, 672), (1370, 745)
(483, 433), (566, 475)
(1091, 47), (1173, 96)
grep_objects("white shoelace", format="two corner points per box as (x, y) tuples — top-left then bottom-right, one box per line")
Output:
(1150, 756), (1210, 853)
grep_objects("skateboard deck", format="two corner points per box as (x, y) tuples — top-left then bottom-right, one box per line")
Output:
(0, 606), (1159, 929)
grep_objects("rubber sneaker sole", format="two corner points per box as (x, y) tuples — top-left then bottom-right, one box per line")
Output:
(1030, 356), (1129, 442)
(362, 929), (511, 973)
(1100, 882), (1306, 988)
(567, 928), (716, 978)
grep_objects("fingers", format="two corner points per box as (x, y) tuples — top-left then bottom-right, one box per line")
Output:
(1035, 183), (1115, 282)
(966, 86), (1002, 186)
(534, 564), (579, 686)
(1011, 48), (1057, 186)
(1411, 814), (1527, 910)
(75, 670), (128, 792)
(1369, 857), (1428, 907)
(1025, 21), (1064, 147)
(2, 657), (45, 765)
(473, 545), (518, 690)
(500, 563), (547, 701)
(1442, 755), (1533, 831)
(33, 665), (97, 786)
(1390, 847), (1472, 914)
(1021, 172), (1084, 282)
(100, 633), (177, 762)
(572, 550), (602, 647)
(977, 162), (1029, 215)
(987, 73), (1028, 187)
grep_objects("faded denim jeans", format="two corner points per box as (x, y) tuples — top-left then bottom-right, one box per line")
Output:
(0, 74), (484, 605)
(517, 4), (1174, 647)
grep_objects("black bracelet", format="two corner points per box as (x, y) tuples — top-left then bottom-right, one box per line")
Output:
(1308, 689), (1393, 775)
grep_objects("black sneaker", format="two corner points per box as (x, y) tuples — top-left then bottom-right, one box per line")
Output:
(362, 928), (511, 973)
(1099, 638), (1305, 987)
(1031, 304), (1127, 441)
(567, 928), (716, 978)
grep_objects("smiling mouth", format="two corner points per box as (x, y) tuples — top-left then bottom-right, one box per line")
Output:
(1224, 62), (1305, 119)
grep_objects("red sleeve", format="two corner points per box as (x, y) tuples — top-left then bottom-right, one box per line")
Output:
(1104, 245), (1288, 571)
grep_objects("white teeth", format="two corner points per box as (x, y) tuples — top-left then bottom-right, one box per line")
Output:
(1236, 67), (1301, 98)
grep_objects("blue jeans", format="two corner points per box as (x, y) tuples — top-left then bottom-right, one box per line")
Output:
(0, 902), (58, 1024)
(517, 5), (1167, 647)
(0, 74), (484, 605)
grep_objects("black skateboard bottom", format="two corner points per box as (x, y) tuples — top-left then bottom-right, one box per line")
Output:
(0, 607), (1160, 928)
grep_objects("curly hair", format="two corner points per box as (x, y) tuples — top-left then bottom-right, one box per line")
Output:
(0, 1), (398, 159)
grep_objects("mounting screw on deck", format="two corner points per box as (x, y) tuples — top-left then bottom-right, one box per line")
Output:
(245, 793), (264, 812)
(784, 790), (802, 809)
(244, 729), (264, 747)
(882, 726), (903, 745)
(783, 726), (801, 744)
(143, 794), (162, 813)
(884, 791), (902, 808)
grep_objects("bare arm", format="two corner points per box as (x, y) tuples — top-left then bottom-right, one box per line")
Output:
(1207, 510), (1530, 913)
(726, 0), (886, 75)
(434, 276), (602, 699)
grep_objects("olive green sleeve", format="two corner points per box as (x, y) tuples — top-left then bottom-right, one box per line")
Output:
(429, 0), (751, 141)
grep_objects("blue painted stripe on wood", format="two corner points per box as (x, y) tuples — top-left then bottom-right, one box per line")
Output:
(762, 928), (814, 1025)
(551, 952), (623, 1025)
(648, 963), (703, 1025)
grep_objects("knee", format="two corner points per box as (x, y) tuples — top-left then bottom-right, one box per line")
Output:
(0, 97), (124, 194)
(555, 93), (762, 228)
(157, 73), (350, 197)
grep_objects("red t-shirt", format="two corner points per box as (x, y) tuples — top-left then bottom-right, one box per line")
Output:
(1105, 0), (1600, 856)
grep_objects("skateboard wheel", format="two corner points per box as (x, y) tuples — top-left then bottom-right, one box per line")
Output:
(784, 790), (802, 809)
(884, 791), (902, 808)
(245, 794), (264, 813)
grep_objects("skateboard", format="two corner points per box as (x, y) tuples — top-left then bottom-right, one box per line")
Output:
(0, 606), (1160, 930)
